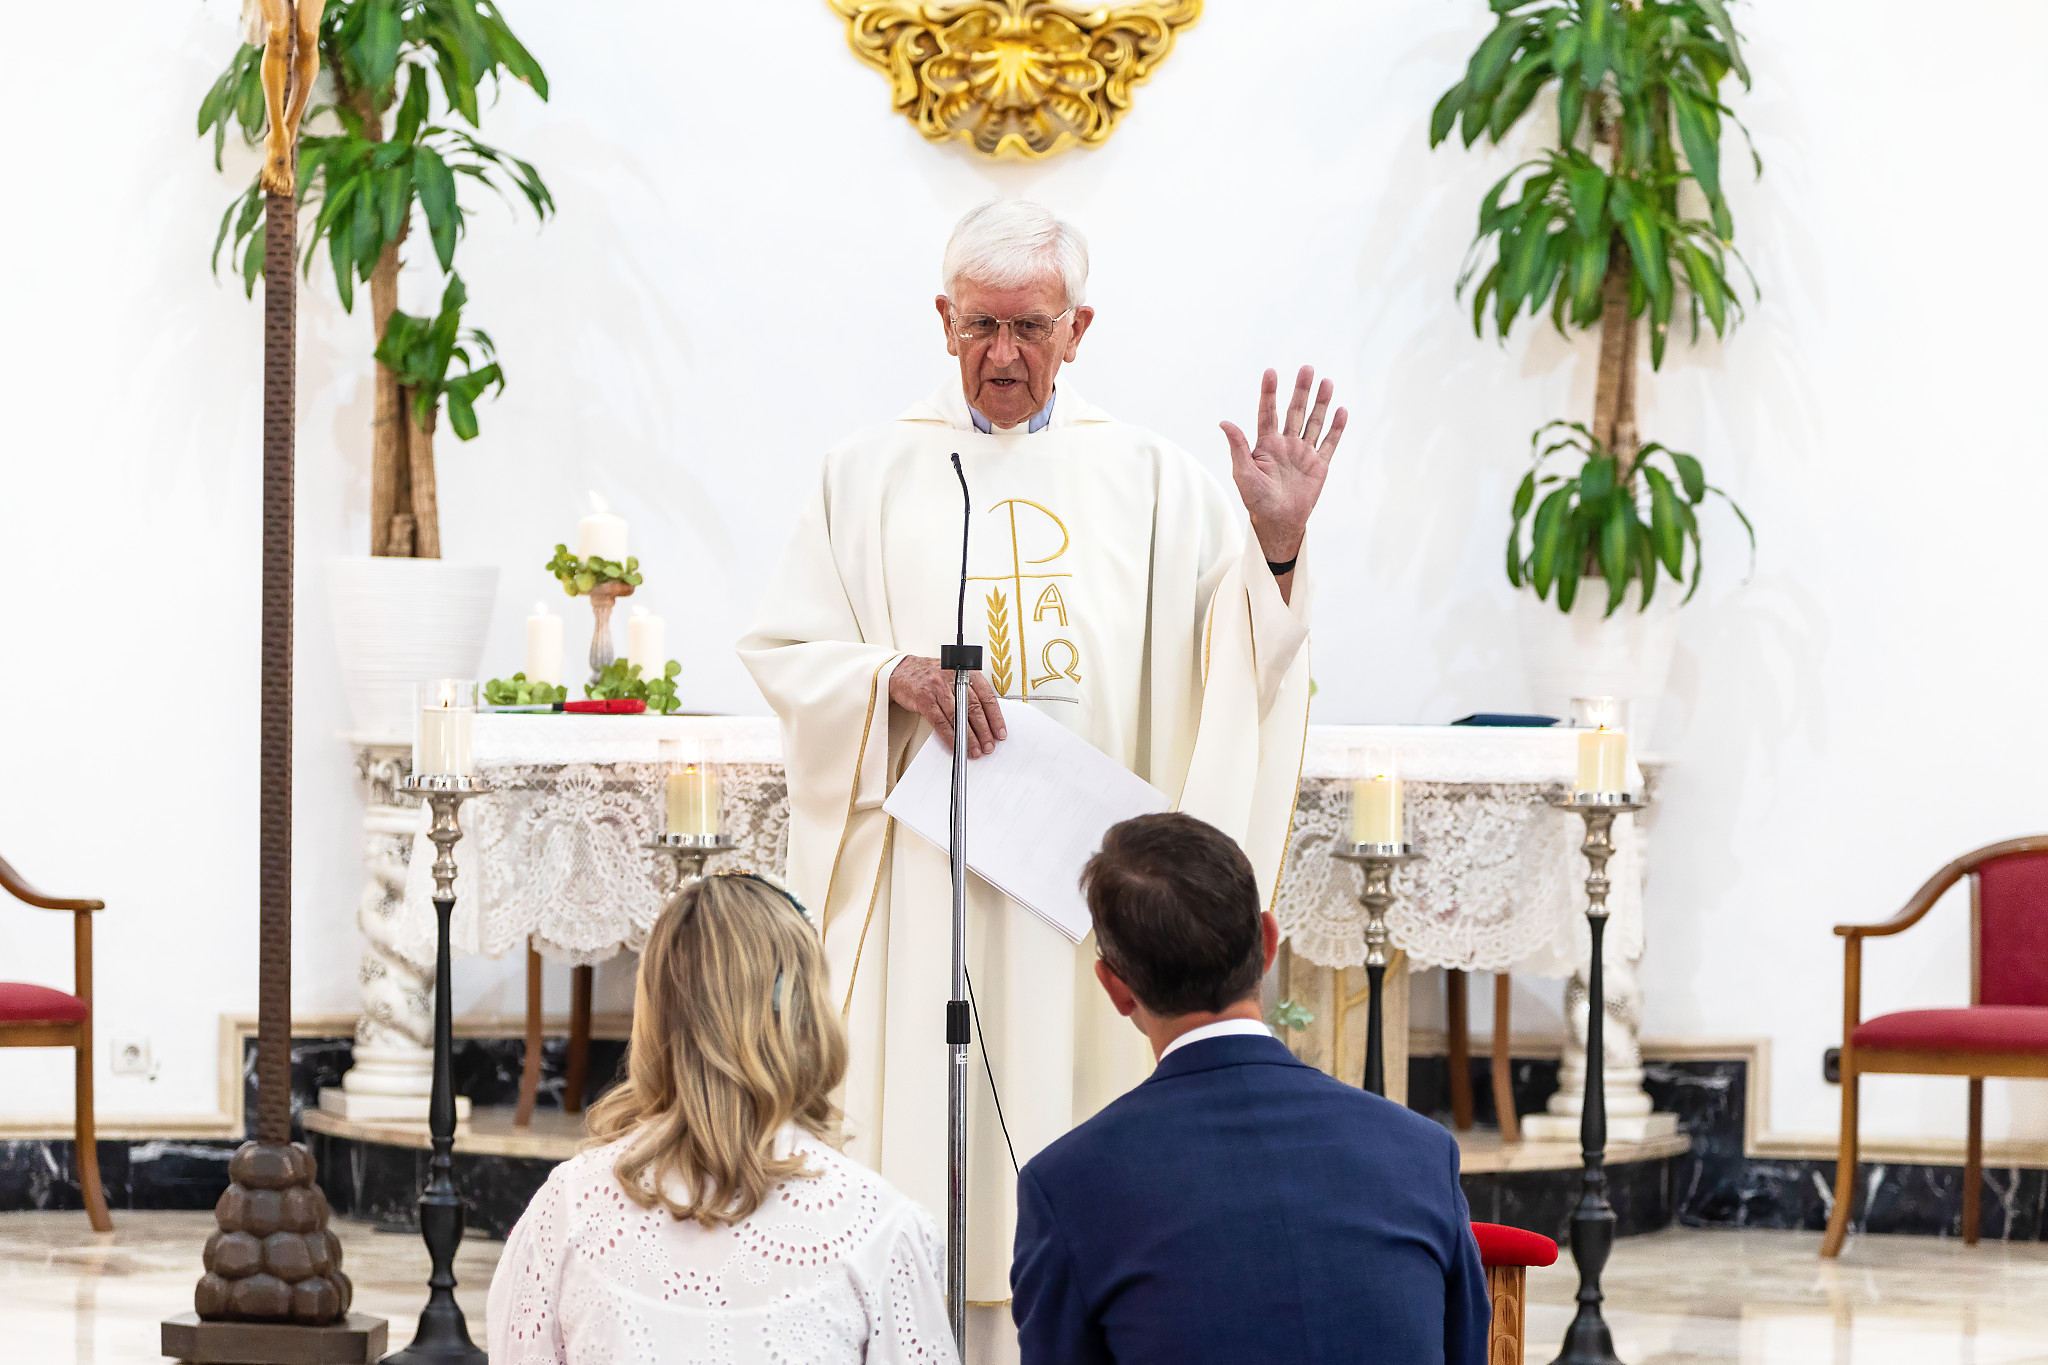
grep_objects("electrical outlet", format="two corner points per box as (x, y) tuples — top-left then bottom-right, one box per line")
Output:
(110, 1033), (153, 1077)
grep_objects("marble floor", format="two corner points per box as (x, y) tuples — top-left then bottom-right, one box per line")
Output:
(6, 1212), (2048, 1363)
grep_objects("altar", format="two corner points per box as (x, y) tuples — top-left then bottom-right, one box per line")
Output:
(341, 715), (1669, 1139)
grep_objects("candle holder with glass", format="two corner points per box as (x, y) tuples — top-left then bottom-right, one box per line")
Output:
(1545, 695), (1642, 1365)
(646, 738), (734, 889)
(388, 679), (488, 1365)
(1329, 745), (1421, 1097)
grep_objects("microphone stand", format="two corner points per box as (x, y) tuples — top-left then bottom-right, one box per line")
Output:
(940, 454), (979, 1354)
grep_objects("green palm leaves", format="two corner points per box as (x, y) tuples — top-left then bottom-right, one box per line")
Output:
(1432, 0), (1756, 365)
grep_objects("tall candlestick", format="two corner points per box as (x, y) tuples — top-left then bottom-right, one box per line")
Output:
(627, 607), (665, 683)
(525, 601), (563, 685)
(1575, 728), (1628, 794)
(665, 764), (720, 837)
(1352, 773), (1404, 845)
(577, 495), (628, 562)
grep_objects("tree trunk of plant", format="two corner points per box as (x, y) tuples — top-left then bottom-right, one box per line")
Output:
(1590, 238), (1639, 472)
(353, 86), (414, 559)
(407, 402), (441, 559)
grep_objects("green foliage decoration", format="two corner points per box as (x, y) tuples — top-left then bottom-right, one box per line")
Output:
(483, 673), (567, 706)
(1271, 1000), (1316, 1033)
(201, 0), (553, 308)
(1508, 421), (1752, 613)
(374, 274), (503, 438)
(546, 546), (644, 597)
(585, 659), (684, 715)
(1430, 0), (1758, 366)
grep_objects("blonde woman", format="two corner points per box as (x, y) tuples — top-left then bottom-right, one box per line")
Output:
(487, 873), (957, 1364)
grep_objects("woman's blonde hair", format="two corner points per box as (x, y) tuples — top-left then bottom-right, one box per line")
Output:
(585, 873), (845, 1227)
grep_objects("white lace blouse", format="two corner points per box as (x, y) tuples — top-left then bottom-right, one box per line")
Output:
(486, 1127), (958, 1365)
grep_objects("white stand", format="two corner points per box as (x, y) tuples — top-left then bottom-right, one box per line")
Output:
(332, 739), (470, 1124)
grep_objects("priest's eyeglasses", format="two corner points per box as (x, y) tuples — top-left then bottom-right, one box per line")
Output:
(949, 307), (1075, 345)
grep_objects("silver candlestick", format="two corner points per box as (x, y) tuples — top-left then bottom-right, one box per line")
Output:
(585, 580), (635, 685)
(1331, 842), (1422, 1097)
(1546, 790), (1644, 1365)
(645, 831), (737, 892)
(387, 774), (489, 1365)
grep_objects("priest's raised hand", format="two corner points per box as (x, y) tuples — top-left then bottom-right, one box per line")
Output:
(1220, 365), (1347, 603)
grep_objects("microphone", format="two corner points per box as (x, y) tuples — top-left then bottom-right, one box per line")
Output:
(941, 454), (981, 675)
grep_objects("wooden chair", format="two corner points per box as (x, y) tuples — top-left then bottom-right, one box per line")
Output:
(0, 852), (111, 1231)
(1472, 1220), (1559, 1363)
(513, 941), (594, 1127)
(1822, 835), (2048, 1257)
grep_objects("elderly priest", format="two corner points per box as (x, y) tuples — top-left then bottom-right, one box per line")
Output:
(739, 198), (1345, 1357)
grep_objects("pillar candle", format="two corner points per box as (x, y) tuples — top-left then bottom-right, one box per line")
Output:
(627, 608), (665, 682)
(1351, 774), (1403, 844)
(417, 706), (474, 777)
(1575, 728), (1628, 794)
(577, 508), (628, 562)
(666, 764), (720, 836)
(525, 601), (563, 685)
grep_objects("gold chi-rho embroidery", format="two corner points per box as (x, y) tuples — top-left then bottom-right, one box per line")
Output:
(970, 498), (1082, 701)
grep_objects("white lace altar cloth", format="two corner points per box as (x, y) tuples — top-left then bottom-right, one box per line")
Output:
(485, 1125), (957, 1364)
(397, 716), (789, 967)
(1276, 726), (1643, 978)
(397, 719), (1640, 979)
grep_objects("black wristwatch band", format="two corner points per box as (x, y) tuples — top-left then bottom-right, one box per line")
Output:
(1266, 555), (1298, 577)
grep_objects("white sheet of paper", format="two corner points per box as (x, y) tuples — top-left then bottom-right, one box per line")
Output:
(882, 701), (1171, 943)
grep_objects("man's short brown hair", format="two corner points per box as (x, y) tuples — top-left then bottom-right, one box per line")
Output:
(1082, 812), (1263, 1017)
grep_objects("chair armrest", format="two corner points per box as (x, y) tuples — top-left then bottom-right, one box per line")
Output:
(1837, 834), (2048, 939)
(0, 853), (104, 912)
(1471, 1222), (1559, 1268)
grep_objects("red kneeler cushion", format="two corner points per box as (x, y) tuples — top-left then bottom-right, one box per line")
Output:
(0, 982), (89, 1024)
(1471, 1221), (1559, 1268)
(1853, 1006), (2048, 1054)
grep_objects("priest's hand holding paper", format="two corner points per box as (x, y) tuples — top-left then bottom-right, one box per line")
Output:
(888, 655), (1009, 758)
(1221, 364), (1347, 604)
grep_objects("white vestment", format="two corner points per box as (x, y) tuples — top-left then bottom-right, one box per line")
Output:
(738, 382), (1312, 1305)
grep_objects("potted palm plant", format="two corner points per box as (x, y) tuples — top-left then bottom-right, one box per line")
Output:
(200, 0), (552, 738)
(1431, 0), (1756, 742)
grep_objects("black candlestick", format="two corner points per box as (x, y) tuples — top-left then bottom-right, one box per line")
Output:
(1332, 843), (1421, 1099)
(1548, 794), (1640, 1365)
(388, 780), (488, 1365)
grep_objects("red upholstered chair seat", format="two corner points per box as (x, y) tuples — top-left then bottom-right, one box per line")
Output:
(0, 981), (89, 1024)
(1471, 1221), (1560, 1268)
(1852, 1006), (2048, 1054)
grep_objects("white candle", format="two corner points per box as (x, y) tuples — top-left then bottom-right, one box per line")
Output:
(525, 601), (563, 685)
(417, 706), (474, 777)
(627, 607), (665, 682)
(666, 764), (720, 836)
(1352, 774), (1403, 844)
(1575, 728), (1628, 794)
(577, 494), (628, 562)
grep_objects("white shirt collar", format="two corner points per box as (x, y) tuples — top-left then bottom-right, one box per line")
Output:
(1158, 1017), (1272, 1061)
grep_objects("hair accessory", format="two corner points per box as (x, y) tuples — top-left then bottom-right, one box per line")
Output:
(707, 870), (817, 929)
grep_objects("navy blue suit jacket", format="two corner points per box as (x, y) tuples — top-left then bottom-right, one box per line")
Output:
(1012, 1034), (1489, 1365)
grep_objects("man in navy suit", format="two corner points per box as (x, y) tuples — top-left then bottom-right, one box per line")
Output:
(1011, 812), (1490, 1364)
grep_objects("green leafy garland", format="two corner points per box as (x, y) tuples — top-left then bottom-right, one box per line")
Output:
(586, 659), (683, 715)
(482, 673), (568, 706)
(547, 545), (643, 597)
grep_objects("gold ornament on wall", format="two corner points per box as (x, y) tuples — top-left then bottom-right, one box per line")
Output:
(828, 1), (1202, 160)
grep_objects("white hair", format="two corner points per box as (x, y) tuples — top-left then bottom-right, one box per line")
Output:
(942, 199), (1089, 309)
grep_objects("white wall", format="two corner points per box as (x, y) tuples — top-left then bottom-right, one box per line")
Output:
(3, 0), (2044, 1145)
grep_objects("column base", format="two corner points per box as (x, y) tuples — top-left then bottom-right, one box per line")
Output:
(1521, 1110), (1678, 1143)
(318, 1087), (471, 1124)
(163, 1312), (388, 1364)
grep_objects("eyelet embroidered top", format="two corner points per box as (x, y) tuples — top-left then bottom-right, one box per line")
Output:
(486, 1126), (957, 1364)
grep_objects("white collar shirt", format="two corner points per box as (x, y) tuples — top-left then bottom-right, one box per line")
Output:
(1158, 1017), (1273, 1062)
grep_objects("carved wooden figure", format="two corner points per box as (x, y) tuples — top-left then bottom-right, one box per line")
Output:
(244, 0), (327, 195)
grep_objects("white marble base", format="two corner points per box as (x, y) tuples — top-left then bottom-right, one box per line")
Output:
(318, 1087), (471, 1124)
(1520, 1110), (1680, 1143)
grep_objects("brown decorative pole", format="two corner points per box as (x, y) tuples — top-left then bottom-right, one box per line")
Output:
(164, 4), (387, 1360)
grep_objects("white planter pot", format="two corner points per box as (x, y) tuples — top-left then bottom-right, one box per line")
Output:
(1517, 580), (1680, 748)
(329, 557), (500, 743)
